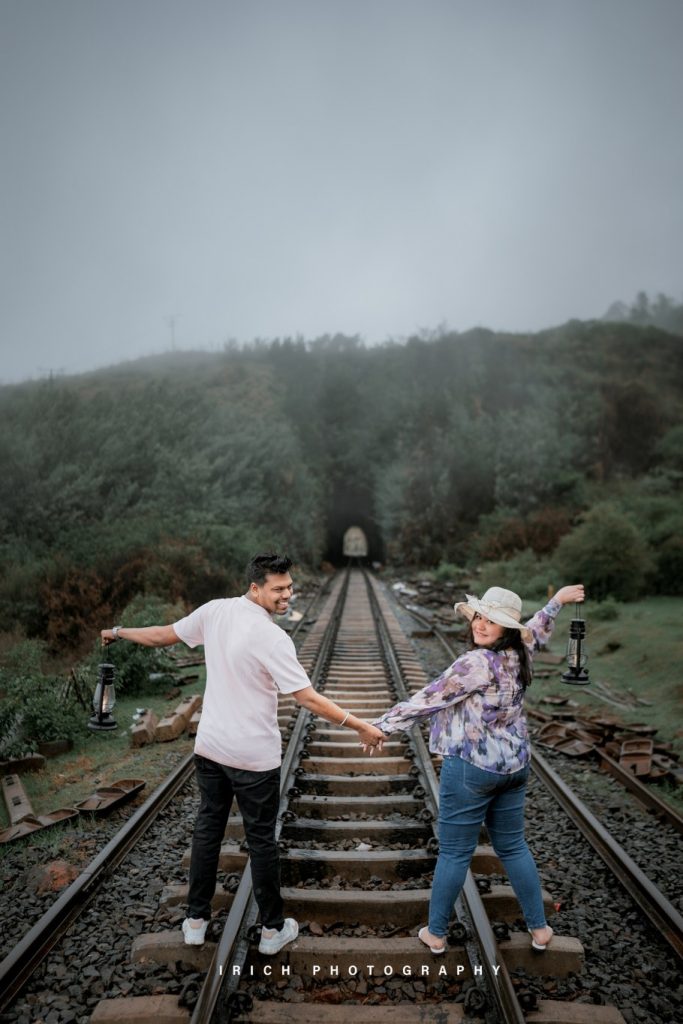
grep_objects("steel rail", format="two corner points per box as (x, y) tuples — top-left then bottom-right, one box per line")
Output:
(364, 572), (526, 1024)
(592, 749), (683, 836)
(526, 706), (683, 836)
(190, 569), (351, 1024)
(536, 721), (683, 837)
(288, 572), (335, 642)
(0, 750), (195, 1011)
(531, 749), (683, 962)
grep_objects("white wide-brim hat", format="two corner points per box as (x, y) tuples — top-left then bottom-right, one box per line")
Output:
(454, 586), (532, 643)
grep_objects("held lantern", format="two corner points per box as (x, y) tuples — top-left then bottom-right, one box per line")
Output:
(561, 604), (589, 685)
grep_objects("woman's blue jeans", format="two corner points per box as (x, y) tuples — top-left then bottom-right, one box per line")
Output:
(429, 756), (546, 937)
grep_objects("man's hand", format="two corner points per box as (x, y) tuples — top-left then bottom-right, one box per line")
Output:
(356, 721), (385, 755)
(98, 624), (179, 648)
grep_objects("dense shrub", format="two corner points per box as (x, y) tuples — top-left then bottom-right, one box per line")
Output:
(474, 549), (556, 606)
(652, 535), (683, 595)
(473, 506), (573, 561)
(590, 598), (620, 621)
(614, 482), (683, 595)
(79, 593), (186, 696)
(554, 504), (654, 601)
(655, 423), (683, 471)
(0, 640), (83, 759)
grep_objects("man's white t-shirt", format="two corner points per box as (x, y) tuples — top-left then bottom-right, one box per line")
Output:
(173, 595), (310, 771)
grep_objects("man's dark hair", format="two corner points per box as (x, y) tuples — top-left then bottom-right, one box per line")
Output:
(246, 553), (293, 586)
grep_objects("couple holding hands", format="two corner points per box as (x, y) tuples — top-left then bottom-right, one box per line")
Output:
(101, 553), (582, 956)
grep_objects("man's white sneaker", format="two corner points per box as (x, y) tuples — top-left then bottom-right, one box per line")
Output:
(258, 917), (299, 955)
(182, 917), (208, 945)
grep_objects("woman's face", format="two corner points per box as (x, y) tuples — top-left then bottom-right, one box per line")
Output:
(471, 612), (506, 646)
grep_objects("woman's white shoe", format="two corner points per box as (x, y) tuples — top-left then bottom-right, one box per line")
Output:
(528, 926), (553, 951)
(418, 926), (446, 955)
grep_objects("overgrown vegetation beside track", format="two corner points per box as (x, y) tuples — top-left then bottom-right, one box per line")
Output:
(0, 595), (187, 767)
(0, 668), (205, 828)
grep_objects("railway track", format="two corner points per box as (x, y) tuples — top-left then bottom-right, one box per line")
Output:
(3, 569), (667, 1023)
(526, 707), (683, 837)
(0, 750), (195, 1012)
(209, 568), (521, 1024)
(135, 571), (620, 1021)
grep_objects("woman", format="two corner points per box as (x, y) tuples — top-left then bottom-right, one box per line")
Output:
(373, 582), (585, 954)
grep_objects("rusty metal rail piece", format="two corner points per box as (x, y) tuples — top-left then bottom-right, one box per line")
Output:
(594, 747), (683, 836)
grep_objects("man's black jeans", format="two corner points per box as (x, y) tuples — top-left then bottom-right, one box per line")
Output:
(188, 754), (284, 929)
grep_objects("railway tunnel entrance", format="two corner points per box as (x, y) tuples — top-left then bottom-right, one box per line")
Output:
(323, 483), (384, 564)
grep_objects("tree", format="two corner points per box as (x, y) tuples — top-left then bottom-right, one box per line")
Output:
(554, 504), (654, 600)
(630, 291), (651, 324)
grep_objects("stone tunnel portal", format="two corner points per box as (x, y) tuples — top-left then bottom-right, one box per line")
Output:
(323, 485), (384, 565)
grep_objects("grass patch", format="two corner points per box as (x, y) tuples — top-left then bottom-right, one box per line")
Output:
(533, 597), (682, 746)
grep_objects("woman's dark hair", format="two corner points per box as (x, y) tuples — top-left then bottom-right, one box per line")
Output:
(467, 623), (533, 689)
(246, 553), (293, 586)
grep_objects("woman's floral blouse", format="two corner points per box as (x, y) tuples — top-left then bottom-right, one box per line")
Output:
(373, 599), (561, 774)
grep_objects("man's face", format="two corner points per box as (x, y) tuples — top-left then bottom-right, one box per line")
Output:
(249, 572), (294, 615)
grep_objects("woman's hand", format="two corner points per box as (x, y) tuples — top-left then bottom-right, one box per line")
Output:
(356, 721), (385, 755)
(553, 584), (585, 606)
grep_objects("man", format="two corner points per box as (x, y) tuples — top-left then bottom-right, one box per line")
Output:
(101, 553), (384, 954)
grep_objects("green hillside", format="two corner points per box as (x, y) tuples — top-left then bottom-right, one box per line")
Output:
(1, 320), (681, 657)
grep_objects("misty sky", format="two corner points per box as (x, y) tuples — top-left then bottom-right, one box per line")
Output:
(1, 0), (682, 384)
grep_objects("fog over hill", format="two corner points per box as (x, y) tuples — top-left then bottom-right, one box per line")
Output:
(1, 320), (681, 654)
(1, 0), (682, 383)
